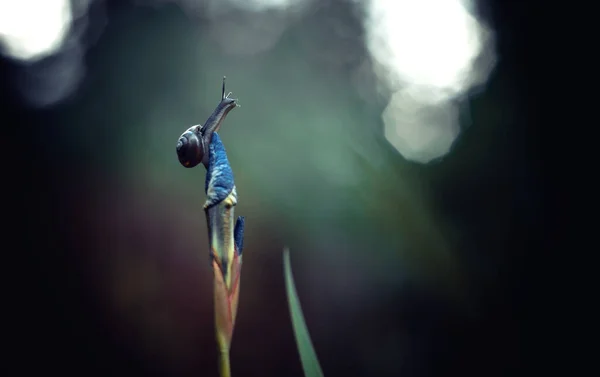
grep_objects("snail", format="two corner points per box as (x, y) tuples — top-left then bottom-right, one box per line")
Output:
(177, 76), (239, 169)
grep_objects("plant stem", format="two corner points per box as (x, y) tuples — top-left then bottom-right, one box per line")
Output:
(178, 77), (243, 377)
(204, 133), (244, 377)
(218, 349), (231, 377)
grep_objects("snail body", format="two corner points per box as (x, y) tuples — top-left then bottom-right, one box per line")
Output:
(176, 77), (238, 169)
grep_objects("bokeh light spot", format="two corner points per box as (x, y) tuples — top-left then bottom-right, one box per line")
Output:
(0, 0), (72, 61)
(362, 0), (496, 163)
(383, 88), (461, 164)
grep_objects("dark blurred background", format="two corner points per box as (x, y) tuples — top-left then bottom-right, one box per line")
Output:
(3, 0), (541, 376)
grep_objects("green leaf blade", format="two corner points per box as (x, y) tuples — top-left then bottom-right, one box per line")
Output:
(283, 248), (325, 377)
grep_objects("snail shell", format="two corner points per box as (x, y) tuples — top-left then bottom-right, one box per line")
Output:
(176, 125), (206, 168)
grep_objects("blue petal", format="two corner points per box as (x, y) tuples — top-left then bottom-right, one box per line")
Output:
(204, 132), (235, 209)
(234, 216), (245, 256)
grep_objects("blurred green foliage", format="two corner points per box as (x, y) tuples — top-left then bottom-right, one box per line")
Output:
(284, 248), (324, 377)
